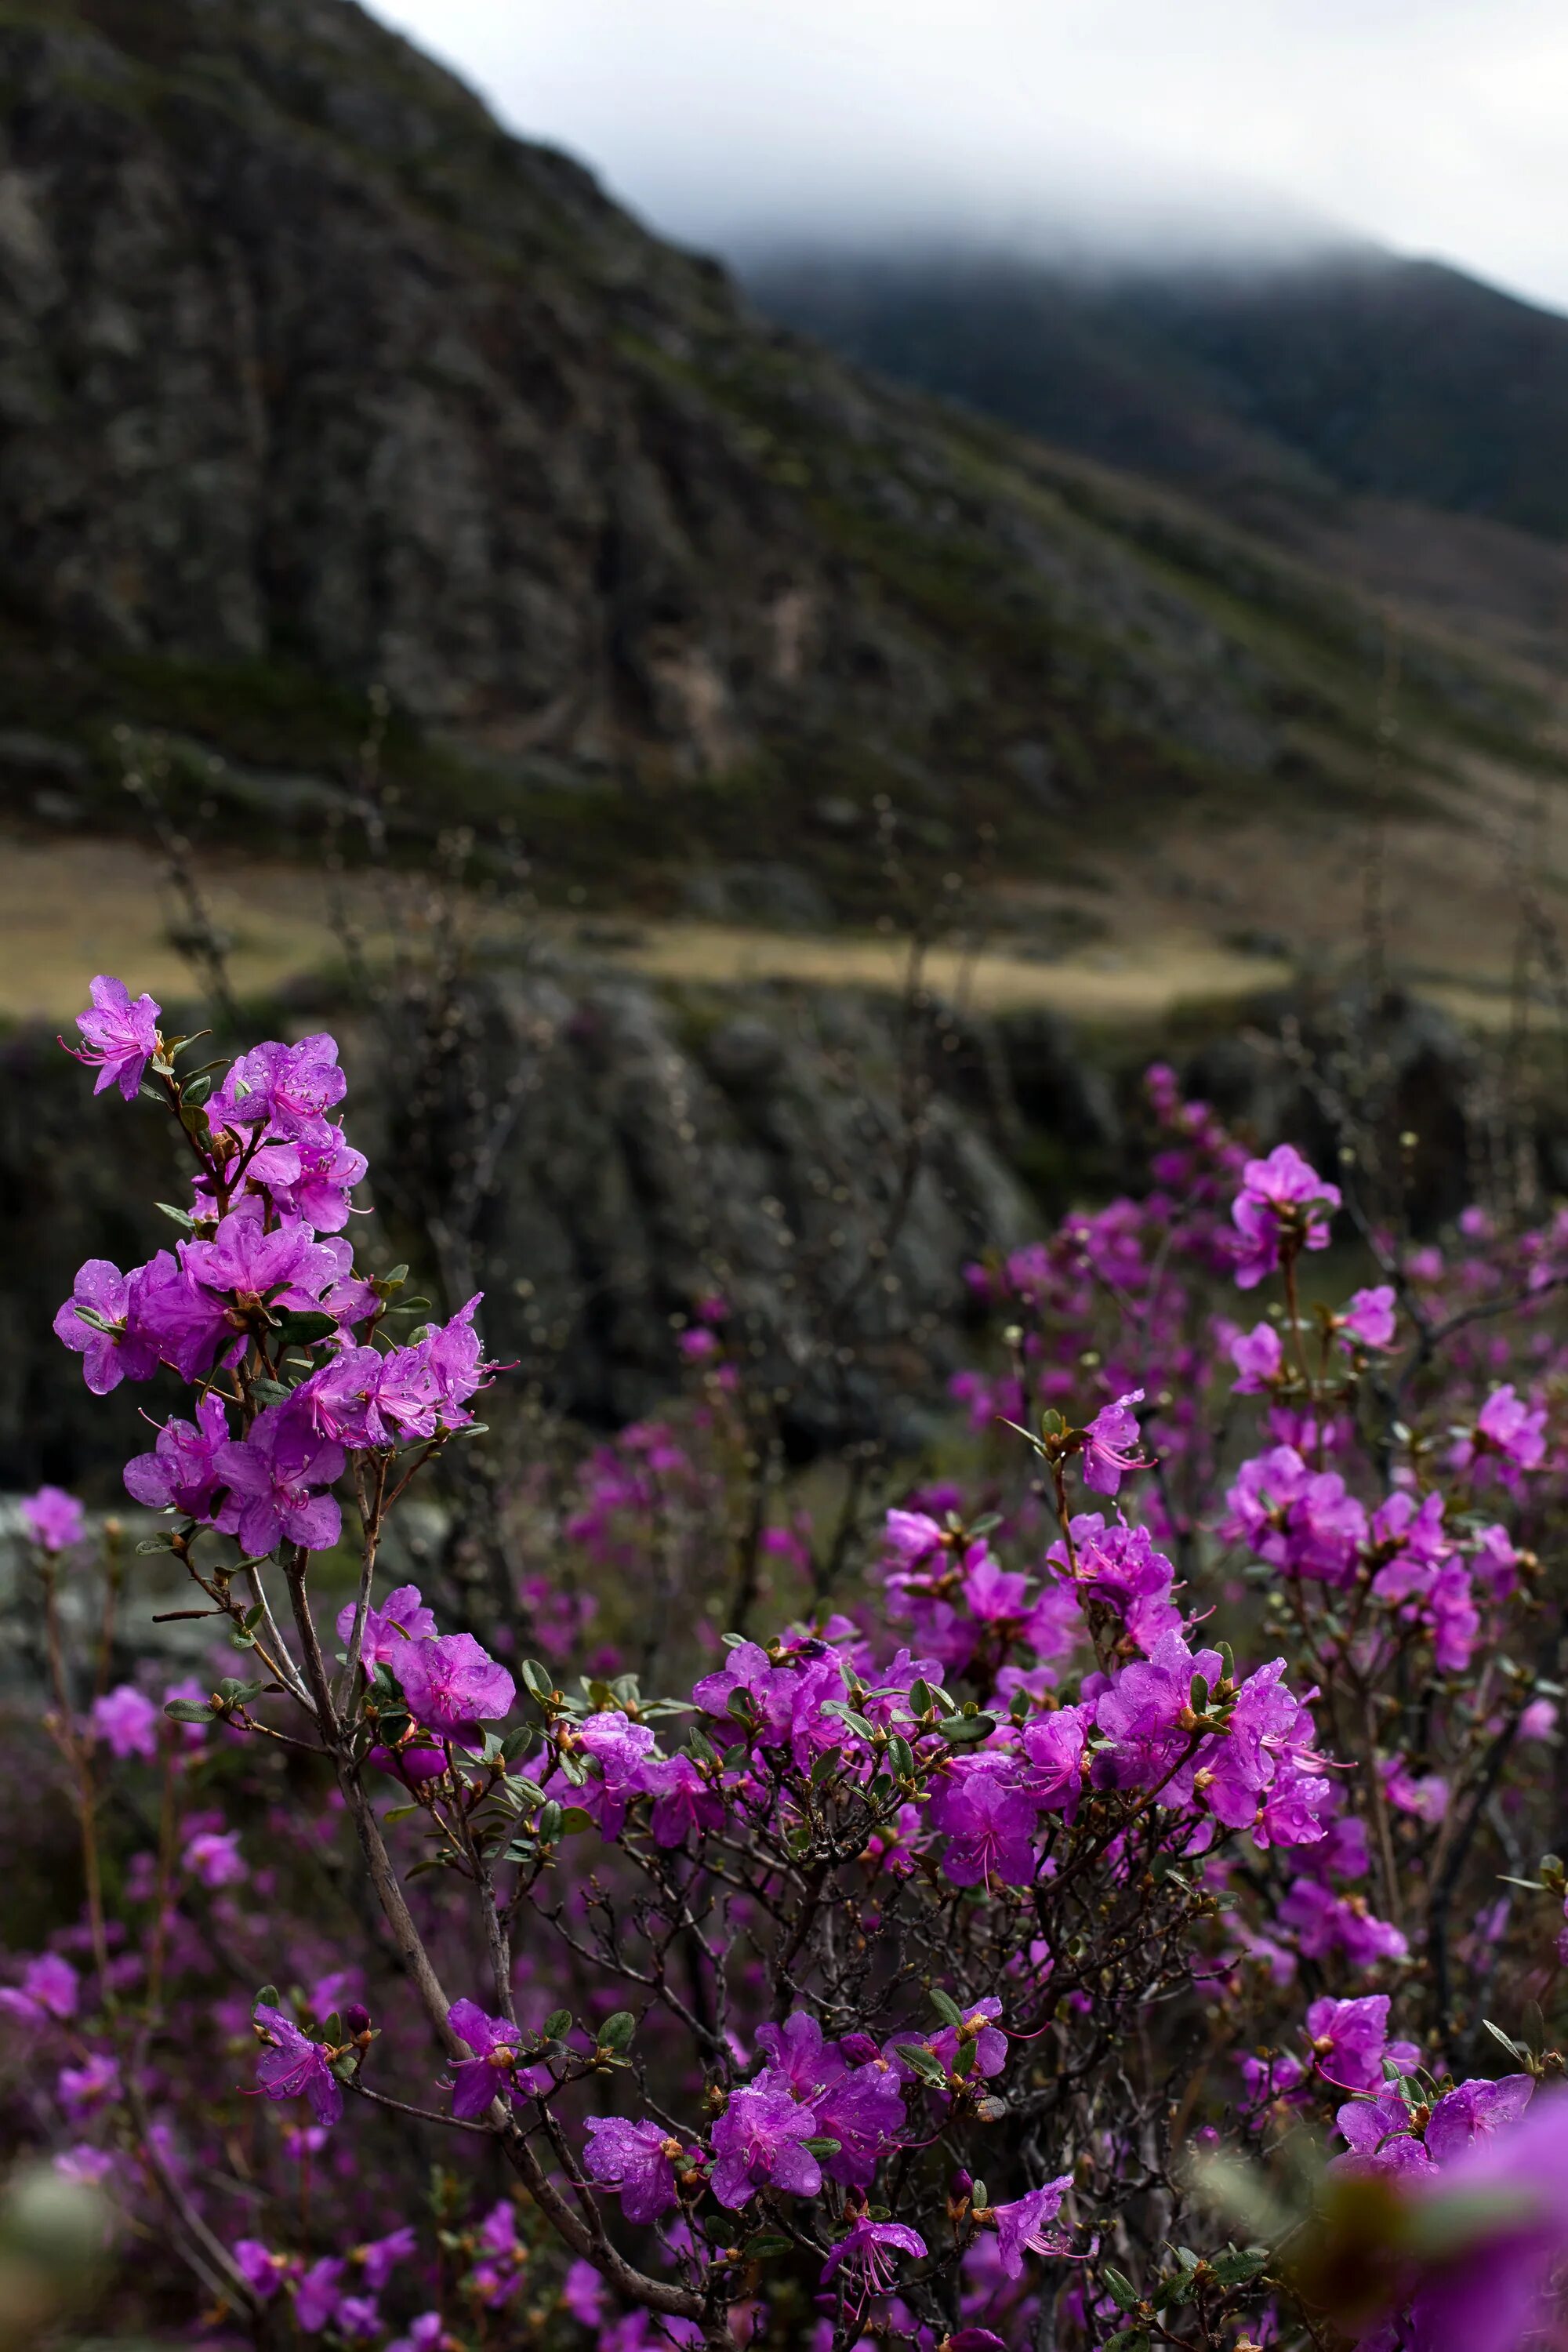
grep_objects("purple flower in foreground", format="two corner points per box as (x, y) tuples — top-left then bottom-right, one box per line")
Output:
(212, 1033), (347, 1140)
(53, 1260), (160, 1395)
(710, 2074), (823, 2208)
(1461, 1384), (1548, 1475)
(1340, 1284), (1397, 1350)
(1080, 1389), (1151, 1497)
(929, 1996), (1008, 2079)
(1231, 1143), (1341, 1289)
(390, 1634), (515, 1743)
(1230, 1321), (1283, 1394)
(582, 2115), (682, 2223)
(819, 2217), (927, 2295)
(123, 1392), (230, 1518)
(0, 1954), (78, 2027)
(62, 975), (159, 1102)
(640, 1753), (724, 1848)
(253, 2002), (342, 2127)
(336, 1584), (437, 1669)
(990, 2176), (1073, 2278)
(446, 1998), (535, 2120)
(20, 1486), (85, 1553)
(182, 1207), (337, 1312)
(91, 1685), (159, 1760)
(215, 1402), (344, 1557)
(1305, 1994), (1390, 2092)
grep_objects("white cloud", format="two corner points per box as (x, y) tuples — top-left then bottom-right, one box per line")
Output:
(369, 0), (1568, 310)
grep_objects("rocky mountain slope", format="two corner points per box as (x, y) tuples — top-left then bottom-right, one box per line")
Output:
(0, 0), (1556, 916)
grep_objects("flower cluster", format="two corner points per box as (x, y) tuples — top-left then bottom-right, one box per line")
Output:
(5, 984), (1568, 2352)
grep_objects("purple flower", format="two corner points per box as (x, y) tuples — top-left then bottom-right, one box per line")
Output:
(710, 2074), (824, 2208)
(1021, 1707), (1090, 1817)
(423, 1294), (494, 1420)
(354, 2229), (416, 2293)
(930, 1997), (1008, 2080)
(269, 1120), (366, 1232)
(184, 1829), (245, 1887)
(639, 1754), (724, 1847)
(1453, 1384), (1548, 1477)
(1424, 2074), (1534, 2164)
(303, 1349), (398, 1450)
(1353, 2083), (1568, 2352)
(57, 2053), (119, 2122)
(295, 2255), (347, 2332)
(53, 1260), (160, 1394)
(390, 1634), (515, 1743)
(125, 1249), (234, 1381)
(814, 2060), (906, 2186)
(20, 1486), (85, 1553)
(91, 1685), (159, 1760)
(931, 1766), (1037, 1889)
(182, 1207), (338, 1312)
(253, 2002), (342, 2126)
(562, 2259), (605, 2325)
(1230, 1320), (1283, 1393)
(215, 1401), (344, 1557)
(884, 1508), (949, 1568)
(1094, 1629), (1222, 1792)
(582, 2115), (682, 2223)
(336, 2296), (381, 2341)
(233, 2241), (287, 2303)
(62, 975), (160, 1102)
(123, 1393), (230, 1518)
(336, 1583), (437, 1668)
(1080, 1388), (1151, 1497)
(446, 1998), (535, 2120)
(819, 2217), (926, 2294)
(1231, 1143), (1341, 1288)
(1340, 1285), (1397, 1350)
(212, 1033), (347, 1140)
(0, 1954), (78, 2026)
(1305, 1994), (1389, 2092)
(991, 2176), (1073, 2278)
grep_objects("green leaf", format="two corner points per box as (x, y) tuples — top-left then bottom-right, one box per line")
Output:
(908, 1679), (936, 1716)
(886, 1733), (915, 1777)
(939, 1712), (997, 1744)
(1102, 2332), (1149, 2352)
(521, 1660), (554, 1700)
(155, 1201), (197, 1232)
(181, 1073), (214, 1107)
(1207, 2247), (1269, 2286)
(597, 2011), (636, 2053)
(137, 1535), (177, 1555)
(893, 2041), (948, 2088)
(744, 2234), (793, 2258)
(801, 2137), (842, 2159)
(277, 1311), (337, 1347)
(542, 2010), (572, 2041)
(558, 1807), (594, 1835)
(253, 1985), (279, 2012)
(382, 1802), (424, 1824)
(535, 1802), (563, 1843)
(1104, 2272), (1141, 2316)
(928, 1988), (964, 2028)
(165, 1698), (213, 1723)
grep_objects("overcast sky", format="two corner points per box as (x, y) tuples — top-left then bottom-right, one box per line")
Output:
(369, 0), (1568, 311)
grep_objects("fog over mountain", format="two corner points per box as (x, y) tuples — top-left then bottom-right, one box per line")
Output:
(370, 0), (1568, 314)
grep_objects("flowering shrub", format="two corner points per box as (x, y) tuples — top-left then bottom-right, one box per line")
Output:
(6, 985), (1568, 2349)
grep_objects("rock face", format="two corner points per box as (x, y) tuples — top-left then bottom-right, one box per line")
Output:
(0, 969), (1036, 1491)
(0, 0), (1536, 880)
